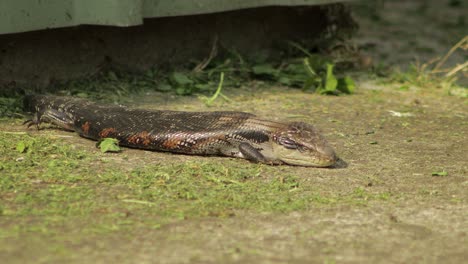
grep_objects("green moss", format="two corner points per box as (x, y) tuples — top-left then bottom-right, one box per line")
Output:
(0, 127), (395, 241)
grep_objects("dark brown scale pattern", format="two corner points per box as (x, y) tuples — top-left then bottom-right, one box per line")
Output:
(23, 95), (279, 156)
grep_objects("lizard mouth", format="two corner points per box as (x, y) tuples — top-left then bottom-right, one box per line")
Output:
(280, 155), (337, 167)
(273, 146), (337, 167)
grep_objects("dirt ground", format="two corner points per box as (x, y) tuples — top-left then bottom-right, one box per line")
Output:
(1, 1), (467, 263)
(2, 86), (467, 264)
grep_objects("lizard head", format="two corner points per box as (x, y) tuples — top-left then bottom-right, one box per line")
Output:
(271, 122), (337, 167)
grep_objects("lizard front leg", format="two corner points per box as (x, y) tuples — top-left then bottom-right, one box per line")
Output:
(24, 109), (75, 131)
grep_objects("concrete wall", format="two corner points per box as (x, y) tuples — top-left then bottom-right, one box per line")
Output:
(0, 4), (355, 91)
(0, 0), (352, 34)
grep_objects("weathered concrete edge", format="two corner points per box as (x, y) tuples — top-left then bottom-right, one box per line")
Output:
(143, 0), (353, 17)
(0, 0), (352, 35)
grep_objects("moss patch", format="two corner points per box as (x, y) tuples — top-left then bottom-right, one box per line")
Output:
(0, 129), (399, 241)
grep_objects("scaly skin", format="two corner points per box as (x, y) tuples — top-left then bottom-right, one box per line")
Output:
(24, 95), (337, 167)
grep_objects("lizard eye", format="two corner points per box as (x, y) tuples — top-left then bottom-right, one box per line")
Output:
(280, 138), (298, 149)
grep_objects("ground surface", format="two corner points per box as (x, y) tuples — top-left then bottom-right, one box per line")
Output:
(1, 1), (467, 263)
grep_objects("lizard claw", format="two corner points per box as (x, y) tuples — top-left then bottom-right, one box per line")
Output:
(23, 114), (41, 130)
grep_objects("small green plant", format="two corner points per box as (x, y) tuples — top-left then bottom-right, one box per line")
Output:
(390, 36), (467, 96)
(161, 41), (357, 98)
(16, 140), (29, 153)
(198, 72), (231, 106)
(97, 138), (121, 153)
(3, 42), (357, 112)
(303, 59), (355, 95)
(251, 55), (355, 95)
(0, 97), (23, 118)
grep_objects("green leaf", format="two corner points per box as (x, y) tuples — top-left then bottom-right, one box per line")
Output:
(145, 69), (154, 79)
(278, 77), (292, 86)
(172, 72), (193, 85)
(277, 63), (309, 87)
(194, 83), (211, 91)
(285, 63), (306, 73)
(398, 85), (410, 91)
(107, 71), (118, 81)
(175, 87), (191, 95)
(303, 58), (318, 78)
(337, 76), (356, 94)
(16, 141), (27, 153)
(320, 63), (338, 94)
(98, 138), (121, 153)
(157, 83), (172, 92)
(431, 171), (448, 177)
(307, 54), (331, 71)
(252, 64), (278, 77)
(302, 77), (320, 91)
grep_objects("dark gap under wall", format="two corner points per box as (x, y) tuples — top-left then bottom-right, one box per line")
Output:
(0, 4), (355, 91)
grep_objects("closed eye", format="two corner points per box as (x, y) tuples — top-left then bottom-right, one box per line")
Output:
(280, 138), (298, 149)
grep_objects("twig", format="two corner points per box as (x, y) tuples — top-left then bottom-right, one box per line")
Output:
(193, 35), (219, 73)
(432, 36), (468, 73)
(122, 199), (156, 206)
(421, 57), (440, 73)
(0, 131), (27, 135)
(446, 61), (468, 77)
(288, 41), (313, 57)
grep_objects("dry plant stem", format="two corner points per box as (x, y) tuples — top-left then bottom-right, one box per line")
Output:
(421, 57), (440, 71)
(193, 35), (219, 73)
(446, 61), (468, 77)
(432, 36), (468, 73)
